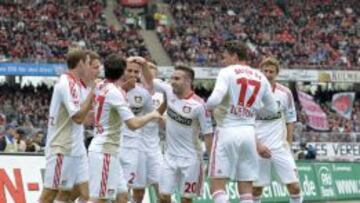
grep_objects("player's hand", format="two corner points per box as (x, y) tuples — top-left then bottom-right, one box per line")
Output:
(127, 56), (147, 65)
(121, 78), (136, 92)
(150, 110), (162, 120)
(257, 143), (271, 159)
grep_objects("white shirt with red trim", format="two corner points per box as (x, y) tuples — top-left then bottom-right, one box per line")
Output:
(46, 73), (87, 157)
(206, 64), (278, 127)
(89, 80), (135, 155)
(255, 83), (297, 149)
(155, 80), (213, 160)
(120, 84), (154, 149)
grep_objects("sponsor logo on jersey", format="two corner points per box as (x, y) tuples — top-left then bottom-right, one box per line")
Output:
(167, 107), (192, 126)
(134, 96), (142, 103)
(182, 106), (191, 113)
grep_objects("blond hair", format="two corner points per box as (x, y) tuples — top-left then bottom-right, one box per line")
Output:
(259, 57), (280, 73)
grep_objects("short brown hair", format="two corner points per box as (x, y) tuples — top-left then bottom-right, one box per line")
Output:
(224, 40), (248, 61)
(259, 57), (280, 73)
(175, 65), (195, 81)
(66, 49), (100, 70)
(104, 53), (127, 80)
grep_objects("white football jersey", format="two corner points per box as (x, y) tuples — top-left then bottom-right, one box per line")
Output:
(139, 91), (165, 151)
(46, 73), (88, 157)
(255, 83), (297, 149)
(120, 84), (154, 148)
(89, 80), (135, 155)
(155, 80), (213, 159)
(207, 64), (277, 127)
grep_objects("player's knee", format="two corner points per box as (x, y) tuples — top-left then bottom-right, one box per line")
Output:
(287, 183), (301, 195)
(160, 194), (171, 203)
(181, 197), (192, 203)
(252, 187), (263, 197)
(133, 189), (145, 202)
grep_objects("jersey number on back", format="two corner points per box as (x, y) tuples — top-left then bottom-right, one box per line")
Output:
(237, 77), (261, 107)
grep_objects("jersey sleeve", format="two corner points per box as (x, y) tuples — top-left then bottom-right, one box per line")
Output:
(154, 79), (172, 99)
(206, 69), (228, 109)
(197, 105), (213, 135)
(109, 89), (135, 122)
(60, 77), (81, 117)
(285, 90), (297, 123)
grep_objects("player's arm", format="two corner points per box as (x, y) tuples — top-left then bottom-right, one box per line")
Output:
(285, 90), (297, 145)
(198, 105), (213, 156)
(62, 78), (95, 125)
(72, 89), (95, 124)
(206, 70), (228, 110)
(126, 111), (161, 130)
(112, 89), (161, 130)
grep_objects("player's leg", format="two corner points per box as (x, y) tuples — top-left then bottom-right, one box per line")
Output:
(252, 157), (272, 203)
(237, 127), (259, 203)
(119, 147), (139, 202)
(116, 158), (129, 203)
(179, 158), (204, 203)
(147, 148), (163, 203)
(89, 152), (118, 202)
(208, 129), (230, 203)
(39, 154), (61, 202)
(133, 150), (147, 203)
(159, 154), (178, 203)
(272, 148), (302, 203)
(69, 154), (90, 202)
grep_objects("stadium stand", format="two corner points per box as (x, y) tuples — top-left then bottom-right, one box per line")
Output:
(0, 0), (150, 61)
(156, 0), (359, 69)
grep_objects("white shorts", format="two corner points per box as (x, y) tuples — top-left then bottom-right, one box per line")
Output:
(254, 147), (299, 187)
(160, 153), (204, 198)
(119, 147), (139, 186)
(89, 151), (127, 200)
(208, 126), (258, 181)
(43, 154), (88, 190)
(133, 149), (163, 188)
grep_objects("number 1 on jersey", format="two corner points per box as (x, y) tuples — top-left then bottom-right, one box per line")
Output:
(95, 95), (105, 134)
(237, 77), (261, 107)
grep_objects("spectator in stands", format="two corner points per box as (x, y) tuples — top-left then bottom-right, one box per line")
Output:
(0, 124), (26, 152)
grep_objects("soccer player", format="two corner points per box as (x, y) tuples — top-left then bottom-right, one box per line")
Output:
(205, 41), (278, 203)
(253, 57), (302, 203)
(132, 63), (165, 203)
(147, 65), (213, 203)
(117, 57), (155, 202)
(39, 49), (99, 203)
(88, 53), (161, 203)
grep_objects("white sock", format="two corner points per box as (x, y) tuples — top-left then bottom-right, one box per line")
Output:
(289, 194), (303, 203)
(253, 195), (261, 203)
(212, 190), (229, 203)
(239, 193), (253, 203)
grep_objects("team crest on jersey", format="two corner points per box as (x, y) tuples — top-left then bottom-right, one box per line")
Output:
(183, 106), (191, 113)
(134, 96), (142, 103)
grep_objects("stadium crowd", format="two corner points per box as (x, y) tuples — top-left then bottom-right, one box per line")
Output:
(157, 0), (360, 69)
(0, 0), (150, 62)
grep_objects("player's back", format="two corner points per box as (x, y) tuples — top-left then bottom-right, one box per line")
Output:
(213, 64), (275, 127)
(89, 80), (133, 154)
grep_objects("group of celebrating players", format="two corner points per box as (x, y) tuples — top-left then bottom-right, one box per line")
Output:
(38, 41), (303, 203)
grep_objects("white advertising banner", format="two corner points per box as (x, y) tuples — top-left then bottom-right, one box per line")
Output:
(307, 142), (360, 160)
(0, 154), (45, 203)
